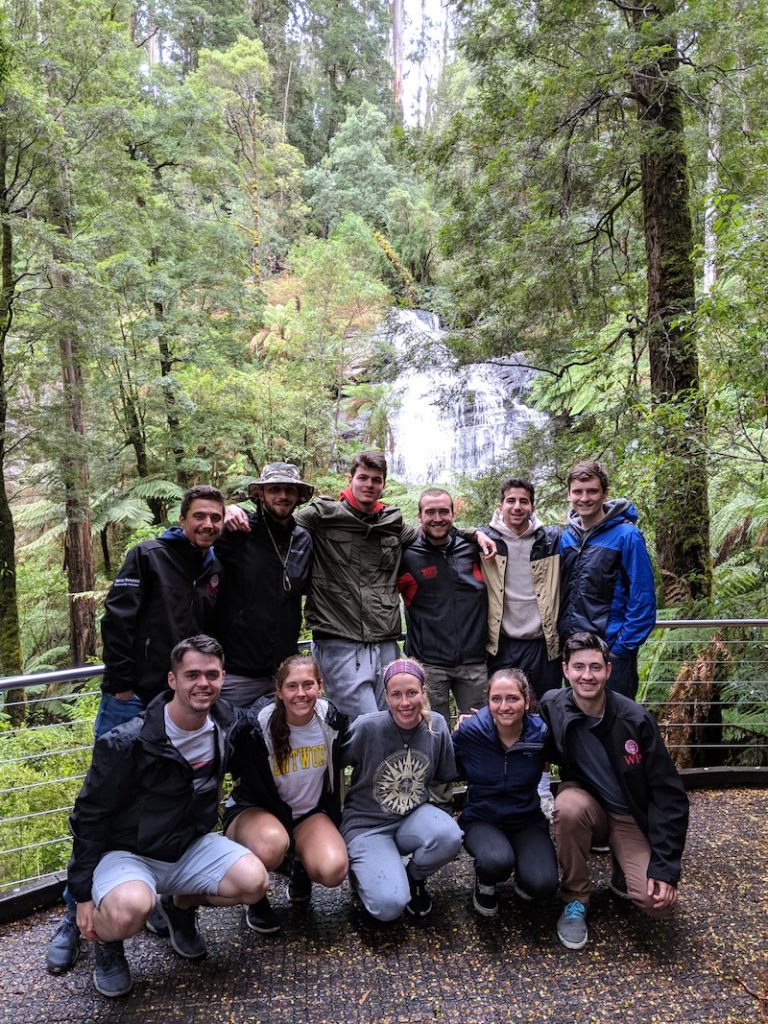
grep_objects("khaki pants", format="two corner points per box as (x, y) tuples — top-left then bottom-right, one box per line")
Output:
(554, 782), (673, 918)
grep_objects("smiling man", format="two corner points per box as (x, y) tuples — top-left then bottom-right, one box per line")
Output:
(67, 636), (268, 997)
(397, 488), (488, 740)
(46, 486), (227, 977)
(539, 632), (688, 951)
(215, 463), (313, 707)
(558, 461), (656, 699)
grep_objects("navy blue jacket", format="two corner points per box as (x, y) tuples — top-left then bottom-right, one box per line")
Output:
(558, 500), (656, 656)
(452, 706), (549, 829)
(397, 530), (488, 666)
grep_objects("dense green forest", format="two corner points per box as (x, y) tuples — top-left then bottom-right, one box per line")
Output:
(1, 0), (767, 716)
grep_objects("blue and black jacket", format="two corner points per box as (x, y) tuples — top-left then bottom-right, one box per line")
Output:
(558, 499), (656, 657)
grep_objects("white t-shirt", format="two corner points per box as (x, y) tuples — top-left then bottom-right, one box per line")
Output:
(272, 715), (328, 819)
(164, 706), (216, 794)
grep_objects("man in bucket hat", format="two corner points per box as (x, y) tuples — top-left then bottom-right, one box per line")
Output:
(215, 463), (313, 706)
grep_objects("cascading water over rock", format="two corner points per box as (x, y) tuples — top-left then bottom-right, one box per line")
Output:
(384, 309), (546, 484)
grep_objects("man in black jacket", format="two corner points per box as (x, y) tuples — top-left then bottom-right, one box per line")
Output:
(68, 636), (267, 997)
(215, 463), (313, 706)
(47, 485), (225, 976)
(397, 488), (488, 731)
(539, 632), (688, 951)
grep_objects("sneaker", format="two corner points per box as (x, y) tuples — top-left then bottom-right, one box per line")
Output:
(144, 903), (170, 937)
(539, 790), (555, 822)
(245, 896), (281, 934)
(405, 871), (432, 918)
(472, 877), (498, 917)
(512, 881), (534, 902)
(590, 843), (610, 854)
(287, 861), (312, 903)
(556, 900), (589, 950)
(609, 861), (630, 900)
(93, 941), (133, 998)
(46, 913), (81, 975)
(157, 895), (206, 960)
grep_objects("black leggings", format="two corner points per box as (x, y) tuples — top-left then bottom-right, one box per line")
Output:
(463, 819), (559, 898)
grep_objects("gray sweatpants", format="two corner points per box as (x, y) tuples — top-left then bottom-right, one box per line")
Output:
(346, 803), (463, 921)
(311, 638), (400, 722)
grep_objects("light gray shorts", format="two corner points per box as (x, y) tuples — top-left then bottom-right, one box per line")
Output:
(91, 833), (251, 907)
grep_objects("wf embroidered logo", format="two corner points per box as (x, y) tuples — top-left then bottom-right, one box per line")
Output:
(624, 738), (642, 766)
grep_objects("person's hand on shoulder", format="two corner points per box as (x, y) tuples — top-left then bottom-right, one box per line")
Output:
(224, 504), (251, 532)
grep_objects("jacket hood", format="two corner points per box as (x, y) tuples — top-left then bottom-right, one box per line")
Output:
(567, 498), (637, 534)
(489, 507), (541, 540)
(160, 525), (216, 567)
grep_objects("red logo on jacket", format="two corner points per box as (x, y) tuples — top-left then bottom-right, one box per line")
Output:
(624, 738), (642, 765)
(420, 565), (438, 579)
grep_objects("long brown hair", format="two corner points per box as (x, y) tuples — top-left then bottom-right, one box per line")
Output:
(270, 655), (322, 771)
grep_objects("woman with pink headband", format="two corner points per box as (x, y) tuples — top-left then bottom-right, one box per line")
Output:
(340, 658), (462, 921)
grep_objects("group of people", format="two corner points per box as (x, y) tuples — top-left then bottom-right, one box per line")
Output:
(45, 450), (688, 998)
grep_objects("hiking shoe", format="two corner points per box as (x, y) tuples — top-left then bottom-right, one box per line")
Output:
(513, 881), (534, 902)
(609, 861), (630, 900)
(556, 900), (589, 950)
(472, 876), (498, 917)
(158, 895), (206, 960)
(245, 896), (281, 934)
(288, 861), (312, 903)
(144, 903), (170, 937)
(93, 941), (133, 998)
(405, 871), (432, 918)
(46, 913), (81, 975)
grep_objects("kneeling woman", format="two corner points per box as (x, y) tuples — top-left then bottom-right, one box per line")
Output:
(225, 656), (349, 933)
(452, 668), (558, 917)
(341, 659), (462, 922)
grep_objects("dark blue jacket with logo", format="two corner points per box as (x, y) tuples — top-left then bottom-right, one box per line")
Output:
(452, 706), (549, 829)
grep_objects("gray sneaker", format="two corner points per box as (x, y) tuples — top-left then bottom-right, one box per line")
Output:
(158, 896), (206, 959)
(93, 941), (133, 998)
(46, 913), (81, 975)
(556, 900), (588, 950)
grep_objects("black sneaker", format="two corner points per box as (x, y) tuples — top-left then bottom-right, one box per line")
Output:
(46, 912), (81, 975)
(158, 895), (207, 960)
(590, 843), (610, 854)
(472, 876), (498, 917)
(245, 896), (281, 934)
(288, 861), (312, 903)
(405, 871), (432, 918)
(93, 941), (133, 998)
(144, 903), (170, 937)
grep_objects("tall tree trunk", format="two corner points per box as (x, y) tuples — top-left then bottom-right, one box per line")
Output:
(154, 296), (189, 487)
(0, 117), (26, 723)
(629, 0), (712, 603)
(390, 0), (404, 109)
(49, 161), (97, 665)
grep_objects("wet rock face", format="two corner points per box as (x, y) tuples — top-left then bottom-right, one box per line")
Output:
(384, 309), (546, 484)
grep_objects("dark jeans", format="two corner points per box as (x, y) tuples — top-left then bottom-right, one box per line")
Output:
(488, 636), (562, 701)
(607, 651), (639, 699)
(463, 819), (559, 897)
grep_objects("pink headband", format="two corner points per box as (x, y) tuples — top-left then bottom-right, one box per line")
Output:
(383, 660), (425, 686)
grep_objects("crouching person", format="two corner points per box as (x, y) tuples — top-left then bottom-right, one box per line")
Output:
(539, 632), (689, 951)
(67, 636), (268, 997)
(341, 659), (463, 922)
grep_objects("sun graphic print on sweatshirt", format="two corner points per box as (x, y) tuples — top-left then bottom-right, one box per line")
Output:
(372, 746), (432, 815)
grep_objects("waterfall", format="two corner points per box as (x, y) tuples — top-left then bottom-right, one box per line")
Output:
(384, 309), (546, 484)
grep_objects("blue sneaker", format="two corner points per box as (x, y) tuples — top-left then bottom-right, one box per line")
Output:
(556, 900), (588, 949)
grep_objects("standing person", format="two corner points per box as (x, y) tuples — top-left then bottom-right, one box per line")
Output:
(453, 669), (559, 918)
(223, 656), (349, 934)
(397, 487), (488, 730)
(341, 659), (463, 922)
(225, 451), (495, 721)
(67, 636), (268, 997)
(540, 633), (688, 951)
(558, 460), (656, 699)
(215, 464), (313, 707)
(46, 485), (226, 976)
(481, 477), (562, 697)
